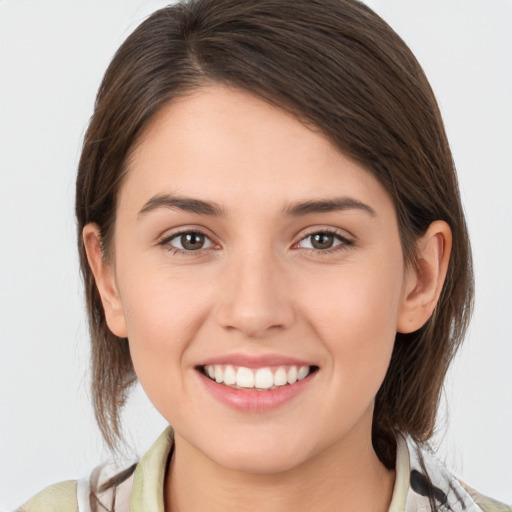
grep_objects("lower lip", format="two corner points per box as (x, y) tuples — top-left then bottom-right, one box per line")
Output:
(196, 370), (316, 412)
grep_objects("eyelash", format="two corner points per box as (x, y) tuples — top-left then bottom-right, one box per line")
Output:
(158, 230), (216, 256)
(158, 228), (355, 256)
(295, 229), (355, 254)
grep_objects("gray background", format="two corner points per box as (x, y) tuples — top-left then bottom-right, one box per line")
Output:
(1, 0), (511, 509)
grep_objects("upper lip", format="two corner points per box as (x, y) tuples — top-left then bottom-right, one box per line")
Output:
(196, 353), (316, 369)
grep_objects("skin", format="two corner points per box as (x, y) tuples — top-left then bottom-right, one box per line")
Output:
(84, 85), (451, 511)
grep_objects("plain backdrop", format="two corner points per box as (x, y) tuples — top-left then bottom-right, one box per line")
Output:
(1, 1), (511, 509)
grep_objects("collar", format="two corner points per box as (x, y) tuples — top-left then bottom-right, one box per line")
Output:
(125, 427), (485, 512)
(130, 427), (174, 512)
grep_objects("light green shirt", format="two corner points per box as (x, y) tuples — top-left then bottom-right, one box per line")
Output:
(18, 427), (511, 512)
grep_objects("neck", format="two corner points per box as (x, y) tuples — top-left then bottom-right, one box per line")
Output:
(165, 423), (395, 512)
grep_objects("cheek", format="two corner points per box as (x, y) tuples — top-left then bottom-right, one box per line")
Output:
(298, 256), (404, 383)
(116, 261), (215, 408)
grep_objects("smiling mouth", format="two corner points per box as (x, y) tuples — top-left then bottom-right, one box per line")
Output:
(199, 364), (319, 391)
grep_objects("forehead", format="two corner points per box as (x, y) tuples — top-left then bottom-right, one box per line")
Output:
(120, 85), (393, 218)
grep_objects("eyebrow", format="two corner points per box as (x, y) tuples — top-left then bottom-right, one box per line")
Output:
(283, 197), (376, 217)
(138, 194), (376, 219)
(138, 194), (225, 218)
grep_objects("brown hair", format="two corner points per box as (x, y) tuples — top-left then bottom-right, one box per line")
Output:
(76, 0), (473, 462)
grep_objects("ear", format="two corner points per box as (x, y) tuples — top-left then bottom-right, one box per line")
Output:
(83, 223), (128, 338)
(397, 220), (452, 334)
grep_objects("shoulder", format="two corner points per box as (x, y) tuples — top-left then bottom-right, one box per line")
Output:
(403, 434), (512, 512)
(16, 464), (136, 512)
(17, 480), (78, 512)
(15, 428), (172, 512)
(461, 483), (512, 512)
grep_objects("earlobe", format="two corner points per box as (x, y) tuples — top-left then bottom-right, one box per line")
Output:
(83, 224), (128, 338)
(397, 221), (452, 334)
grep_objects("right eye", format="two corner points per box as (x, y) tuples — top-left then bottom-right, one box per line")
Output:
(161, 231), (214, 253)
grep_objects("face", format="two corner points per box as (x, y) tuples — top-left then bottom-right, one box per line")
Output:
(94, 85), (416, 474)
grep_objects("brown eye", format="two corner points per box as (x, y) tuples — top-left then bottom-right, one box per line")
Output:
(311, 233), (335, 249)
(181, 233), (205, 250)
(297, 231), (352, 252)
(165, 231), (214, 252)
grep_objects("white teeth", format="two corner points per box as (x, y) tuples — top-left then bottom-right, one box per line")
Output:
(255, 368), (274, 389)
(236, 367), (255, 388)
(223, 365), (236, 385)
(297, 366), (309, 380)
(287, 366), (298, 384)
(203, 364), (313, 389)
(274, 367), (288, 386)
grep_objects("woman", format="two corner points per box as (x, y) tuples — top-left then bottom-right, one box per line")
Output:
(17, 0), (511, 511)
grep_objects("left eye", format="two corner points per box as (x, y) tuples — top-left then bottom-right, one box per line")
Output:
(166, 231), (214, 251)
(298, 232), (348, 250)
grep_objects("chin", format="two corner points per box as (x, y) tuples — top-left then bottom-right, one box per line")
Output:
(215, 448), (309, 475)
(199, 429), (317, 475)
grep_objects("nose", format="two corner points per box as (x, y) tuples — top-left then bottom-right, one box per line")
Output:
(215, 249), (295, 339)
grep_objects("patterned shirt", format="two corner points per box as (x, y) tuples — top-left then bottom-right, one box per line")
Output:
(18, 427), (511, 512)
